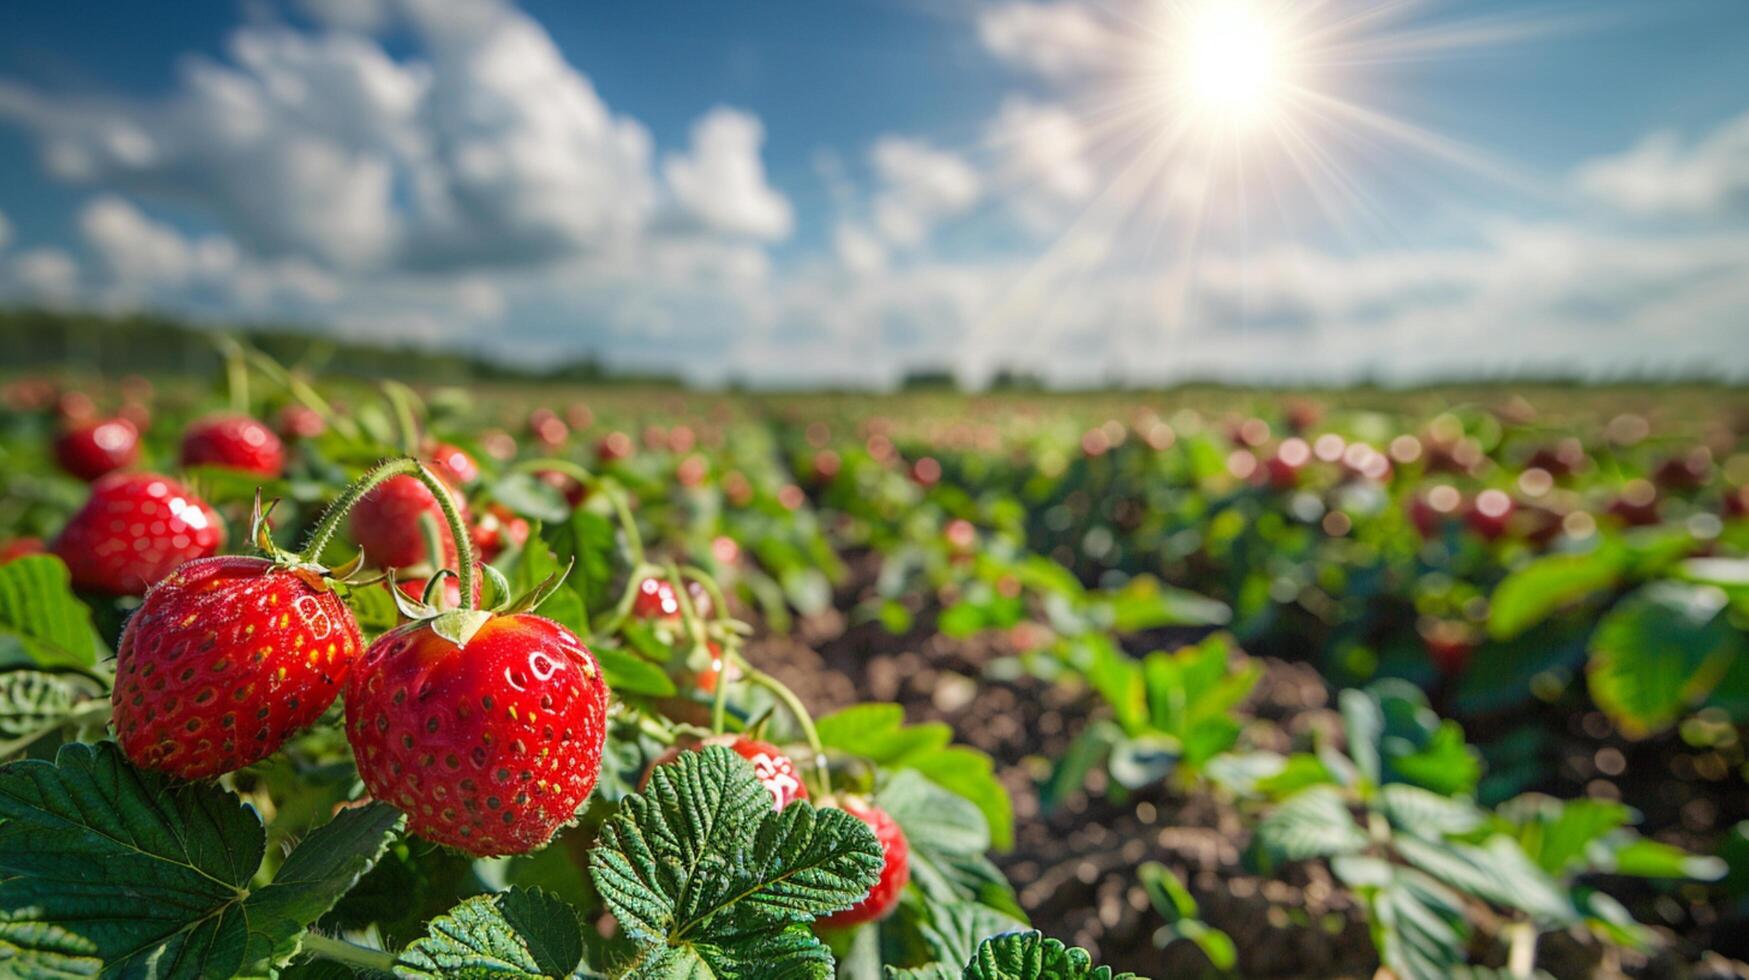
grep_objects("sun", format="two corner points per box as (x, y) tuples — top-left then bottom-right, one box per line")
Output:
(1169, 1), (1296, 134)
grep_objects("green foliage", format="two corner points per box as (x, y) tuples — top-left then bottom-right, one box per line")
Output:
(587, 746), (883, 977)
(1487, 546), (1623, 640)
(0, 669), (107, 755)
(1588, 582), (1742, 735)
(0, 554), (104, 669)
(877, 770), (1024, 922)
(817, 703), (1014, 851)
(396, 887), (587, 979)
(0, 742), (400, 978)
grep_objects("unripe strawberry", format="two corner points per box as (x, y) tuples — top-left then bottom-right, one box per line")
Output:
(112, 556), (364, 779)
(817, 796), (908, 927)
(180, 415), (285, 477)
(52, 473), (225, 594)
(644, 734), (806, 812)
(55, 417), (140, 482)
(345, 612), (610, 855)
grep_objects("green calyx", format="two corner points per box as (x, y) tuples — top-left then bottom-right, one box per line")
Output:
(388, 559), (577, 649)
(249, 491), (369, 594)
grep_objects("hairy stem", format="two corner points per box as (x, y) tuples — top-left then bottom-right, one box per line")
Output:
(739, 658), (829, 796)
(300, 457), (478, 611)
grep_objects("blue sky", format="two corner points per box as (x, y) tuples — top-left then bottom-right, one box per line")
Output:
(0, 0), (1745, 385)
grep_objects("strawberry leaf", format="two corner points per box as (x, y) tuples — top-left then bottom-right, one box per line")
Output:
(951, 930), (1138, 979)
(395, 887), (588, 979)
(0, 742), (401, 978)
(0, 555), (103, 670)
(588, 745), (882, 978)
(0, 669), (107, 756)
(241, 802), (406, 968)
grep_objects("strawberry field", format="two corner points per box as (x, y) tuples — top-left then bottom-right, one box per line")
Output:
(2, 357), (1748, 979)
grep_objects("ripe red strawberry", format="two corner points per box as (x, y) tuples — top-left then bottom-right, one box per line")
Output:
(55, 417), (140, 481)
(644, 734), (805, 812)
(276, 404), (326, 442)
(345, 612), (610, 855)
(535, 469), (588, 508)
(112, 556), (364, 780)
(427, 442), (481, 487)
(597, 431), (634, 463)
(52, 473), (224, 594)
(471, 505), (530, 562)
(817, 796), (909, 927)
(631, 576), (712, 621)
(180, 415), (285, 477)
(350, 473), (469, 570)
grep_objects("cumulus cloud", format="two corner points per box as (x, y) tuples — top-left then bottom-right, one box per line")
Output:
(869, 137), (981, 248)
(977, 2), (1124, 80)
(984, 97), (1095, 234)
(663, 108), (794, 240)
(1575, 110), (1749, 219)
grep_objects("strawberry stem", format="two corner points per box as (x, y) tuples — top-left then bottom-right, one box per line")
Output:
(216, 334), (249, 415)
(300, 456), (478, 611)
(301, 934), (397, 972)
(737, 657), (830, 797)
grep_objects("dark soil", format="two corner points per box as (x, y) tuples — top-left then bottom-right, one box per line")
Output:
(743, 552), (1749, 978)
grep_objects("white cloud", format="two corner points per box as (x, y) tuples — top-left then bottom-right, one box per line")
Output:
(985, 97), (1094, 234)
(0, 0), (683, 273)
(977, 2), (1123, 80)
(869, 137), (981, 248)
(79, 196), (235, 289)
(663, 108), (794, 240)
(834, 223), (887, 275)
(1575, 110), (1749, 219)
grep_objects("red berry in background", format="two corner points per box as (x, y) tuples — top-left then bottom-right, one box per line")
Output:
(118, 400), (153, 432)
(54, 417), (140, 481)
(644, 734), (805, 812)
(345, 612), (610, 856)
(349, 475), (469, 570)
(910, 456), (942, 487)
(1265, 438), (1311, 490)
(677, 454), (709, 488)
(817, 796), (909, 927)
(1419, 619), (1474, 676)
(52, 473), (224, 594)
(597, 431), (633, 463)
(1653, 449), (1712, 492)
(471, 505), (531, 562)
(944, 518), (977, 555)
(631, 577), (712, 621)
(276, 404), (326, 442)
(1526, 439), (1587, 478)
(1727, 486), (1748, 519)
(1465, 489), (1515, 541)
(1607, 479), (1661, 527)
(0, 537), (45, 563)
(111, 556), (363, 780)
(180, 415), (285, 477)
(57, 390), (96, 424)
(529, 409), (568, 449)
(427, 442), (481, 487)
(691, 642), (743, 695)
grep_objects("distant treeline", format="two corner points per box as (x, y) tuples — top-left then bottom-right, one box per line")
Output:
(0, 308), (680, 386)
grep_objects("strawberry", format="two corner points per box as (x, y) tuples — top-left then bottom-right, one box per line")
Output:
(817, 796), (908, 927)
(471, 505), (530, 562)
(535, 469), (588, 508)
(631, 576), (712, 621)
(54, 417), (140, 482)
(180, 415), (285, 477)
(345, 612), (610, 855)
(529, 409), (569, 449)
(427, 442), (481, 487)
(350, 473), (469, 570)
(111, 555), (364, 780)
(52, 473), (225, 594)
(276, 404), (326, 442)
(597, 431), (634, 463)
(644, 734), (805, 812)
